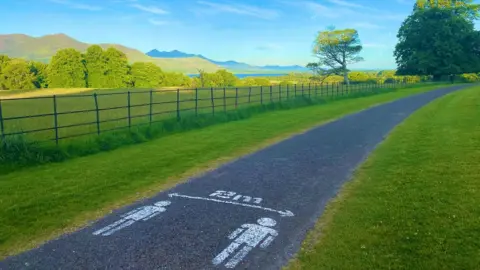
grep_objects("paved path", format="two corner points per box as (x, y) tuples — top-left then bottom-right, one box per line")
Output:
(0, 85), (469, 270)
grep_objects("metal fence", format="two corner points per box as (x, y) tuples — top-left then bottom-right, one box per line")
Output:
(0, 80), (425, 144)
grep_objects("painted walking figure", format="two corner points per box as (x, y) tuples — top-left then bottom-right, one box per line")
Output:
(93, 201), (171, 236)
(212, 217), (278, 268)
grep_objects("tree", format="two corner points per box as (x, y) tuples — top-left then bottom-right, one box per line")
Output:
(0, 59), (35, 90)
(163, 72), (192, 87)
(414, 0), (480, 20)
(85, 45), (107, 88)
(29, 61), (48, 88)
(130, 62), (164, 88)
(214, 69), (238, 87)
(104, 47), (129, 88)
(47, 48), (87, 88)
(394, 8), (480, 80)
(310, 27), (363, 85)
(196, 68), (207, 87)
(348, 71), (370, 83)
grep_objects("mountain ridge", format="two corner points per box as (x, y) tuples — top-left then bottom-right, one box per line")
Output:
(0, 33), (221, 73)
(146, 49), (309, 72)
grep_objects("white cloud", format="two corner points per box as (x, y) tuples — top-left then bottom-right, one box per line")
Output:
(131, 3), (168, 15)
(282, 0), (406, 22)
(327, 0), (378, 11)
(49, 0), (102, 11)
(196, 1), (279, 19)
(148, 19), (169, 26)
(303, 1), (349, 18)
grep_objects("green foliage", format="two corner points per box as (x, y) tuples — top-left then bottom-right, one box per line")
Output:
(214, 69), (239, 87)
(395, 7), (480, 78)
(415, 0), (480, 20)
(459, 73), (480, 82)
(85, 45), (107, 88)
(104, 47), (130, 88)
(47, 48), (87, 88)
(310, 27), (364, 84)
(163, 72), (192, 87)
(130, 62), (164, 88)
(0, 59), (35, 90)
(29, 61), (48, 88)
(348, 71), (371, 82)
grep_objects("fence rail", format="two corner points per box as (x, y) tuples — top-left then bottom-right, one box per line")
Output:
(0, 80), (430, 144)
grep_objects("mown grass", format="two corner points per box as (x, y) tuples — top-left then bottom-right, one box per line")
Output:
(0, 82), (432, 169)
(0, 82), (410, 143)
(0, 83), (457, 259)
(286, 85), (480, 269)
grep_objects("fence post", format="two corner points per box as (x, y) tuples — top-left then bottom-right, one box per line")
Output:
(235, 87), (238, 109)
(0, 99), (4, 142)
(176, 89), (181, 121)
(269, 85), (273, 103)
(195, 88), (198, 116)
(127, 91), (131, 129)
(287, 84), (290, 100)
(223, 87), (226, 112)
(93, 93), (100, 135)
(308, 83), (311, 99)
(210, 87), (215, 116)
(301, 84), (304, 97)
(279, 84), (282, 102)
(336, 83), (339, 96)
(53, 95), (59, 145)
(294, 84), (297, 97)
(149, 90), (153, 124)
(248, 87), (252, 103)
(260, 86), (264, 105)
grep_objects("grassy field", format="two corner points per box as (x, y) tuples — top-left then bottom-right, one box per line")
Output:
(0, 83), (456, 259)
(0, 82), (400, 143)
(287, 86), (480, 269)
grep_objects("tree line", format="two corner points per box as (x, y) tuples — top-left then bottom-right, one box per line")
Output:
(0, 46), (195, 90)
(0, 45), (436, 91)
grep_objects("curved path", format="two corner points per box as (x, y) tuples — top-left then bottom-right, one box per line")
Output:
(0, 85), (469, 270)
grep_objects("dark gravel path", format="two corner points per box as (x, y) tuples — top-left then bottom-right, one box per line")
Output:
(0, 85), (469, 270)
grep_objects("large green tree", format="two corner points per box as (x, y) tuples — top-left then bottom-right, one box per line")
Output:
(47, 48), (87, 88)
(394, 7), (480, 79)
(414, 0), (480, 20)
(130, 62), (165, 88)
(309, 27), (363, 85)
(0, 59), (35, 90)
(104, 47), (129, 88)
(85, 45), (107, 88)
(213, 69), (238, 87)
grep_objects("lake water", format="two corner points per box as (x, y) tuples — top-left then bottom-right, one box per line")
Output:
(187, 73), (287, 78)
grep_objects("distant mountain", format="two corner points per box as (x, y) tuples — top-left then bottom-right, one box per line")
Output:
(0, 34), (221, 73)
(147, 49), (200, 58)
(146, 49), (310, 73)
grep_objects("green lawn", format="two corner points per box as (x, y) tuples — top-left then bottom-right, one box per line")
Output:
(287, 85), (480, 269)
(0, 83), (457, 259)
(0, 82), (406, 142)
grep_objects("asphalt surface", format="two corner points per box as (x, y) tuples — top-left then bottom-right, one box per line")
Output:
(0, 84), (469, 270)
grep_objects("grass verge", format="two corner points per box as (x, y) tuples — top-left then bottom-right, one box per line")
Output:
(286, 85), (480, 269)
(0, 83), (459, 259)
(0, 83), (451, 172)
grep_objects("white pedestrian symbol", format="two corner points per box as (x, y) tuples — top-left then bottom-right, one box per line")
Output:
(212, 217), (278, 268)
(92, 201), (171, 236)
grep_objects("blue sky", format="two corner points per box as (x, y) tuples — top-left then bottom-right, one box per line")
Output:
(2, 0), (423, 68)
